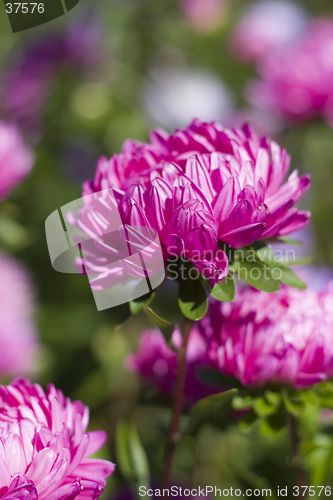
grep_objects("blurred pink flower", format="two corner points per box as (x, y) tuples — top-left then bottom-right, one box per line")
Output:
(1, 19), (101, 131)
(247, 19), (333, 124)
(79, 120), (310, 285)
(180, 0), (228, 32)
(0, 122), (34, 201)
(207, 282), (333, 388)
(0, 378), (115, 500)
(127, 326), (221, 404)
(0, 254), (38, 377)
(231, 0), (307, 62)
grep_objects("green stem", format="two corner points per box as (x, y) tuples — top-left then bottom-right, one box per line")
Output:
(287, 413), (307, 496)
(162, 318), (193, 490)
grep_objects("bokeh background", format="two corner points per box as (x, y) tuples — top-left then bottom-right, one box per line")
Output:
(1, 0), (333, 496)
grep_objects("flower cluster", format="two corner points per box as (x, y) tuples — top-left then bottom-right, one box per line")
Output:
(206, 282), (333, 388)
(129, 277), (333, 392)
(0, 378), (114, 500)
(0, 254), (38, 377)
(78, 120), (310, 286)
(127, 326), (221, 404)
(247, 19), (333, 125)
(0, 121), (34, 201)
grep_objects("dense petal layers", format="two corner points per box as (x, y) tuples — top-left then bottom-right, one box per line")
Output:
(0, 379), (114, 500)
(128, 273), (333, 392)
(206, 281), (333, 387)
(75, 120), (310, 286)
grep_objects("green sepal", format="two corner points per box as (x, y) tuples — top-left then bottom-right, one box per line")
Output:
(209, 272), (236, 302)
(186, 389), (238, 435)
(143, 306), (175, 342)
(178, 274), (208, 321)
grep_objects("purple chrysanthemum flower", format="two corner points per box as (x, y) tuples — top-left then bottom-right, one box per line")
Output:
(0, 378), (114, 500)
(126, 326), (221, 404)
(0, 254), (38, 377)
(247, 19), (333, 125)
(0, 122), (34, 201)
(78, 120), (310, 286)
(206, 282), (333, 388)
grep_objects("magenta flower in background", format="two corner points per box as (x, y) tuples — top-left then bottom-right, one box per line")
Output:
(0, 122), (34, 201)
(231, 0), (307, 63)
(180, 0), (228, 32)
(127, 326), (221, 404)
(78, 120), (310, 286)
(0, 378), (114, 500)
(0, 254), (38, 377)
(206, 280), (333, 388)
(1, 19), (101, 131)
(247, 19), (333, 125)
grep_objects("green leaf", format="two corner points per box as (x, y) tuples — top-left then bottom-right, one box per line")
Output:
(239, 410), (258, 432)
(291, 256), (313, 266)
(143, 306), (174, 342)
(232, 260), (280, 292)
(276, 267), (307, 289)
(265, 390), (282, 406)
(178, 276), (208, 321)
(115, 420), (132, 480)
(282, 391), (305, 416)
(259, 410), (285, 437)
(253, 396), (279, 417)
(232, 394), (254, 411)
(187, 389), (238, 435)
(254, 244), (307, 289)
(318, 396), (333, 409)
(210, 273), (236, 302)
(271, 236), (302, 246)
(129, 292), (155, 315)
(299, 389), (319, 406)
(254, 244), (279, 265)
(115, 420), (150, 488)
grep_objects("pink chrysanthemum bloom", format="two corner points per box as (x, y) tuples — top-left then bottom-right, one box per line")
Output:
(206, 282), (333, 388)
(127, 327), (220, 404)
(247, 19), (333, 124)
(79, 120), (310, 286)
(0, 122), (34, 201)
(0, 378), (115, 500)
(0, 254), (38, 377)
(231, 0), (307, 62)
